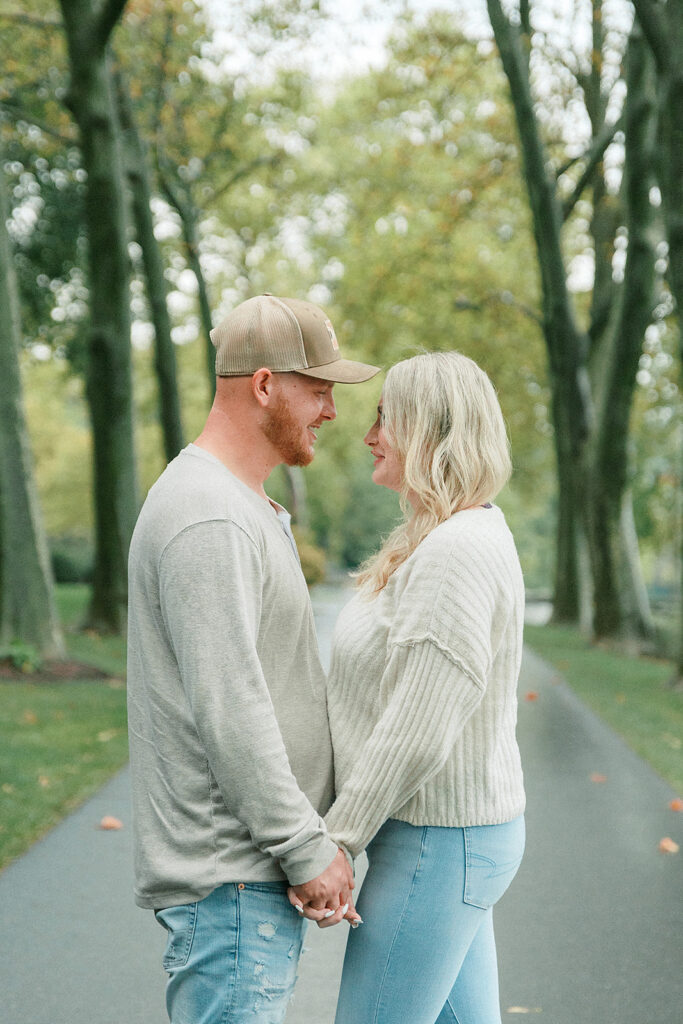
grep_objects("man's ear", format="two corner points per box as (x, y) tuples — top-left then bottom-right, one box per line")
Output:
(251, 368), (275, 407)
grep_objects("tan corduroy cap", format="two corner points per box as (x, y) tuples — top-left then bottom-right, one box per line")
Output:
(210, 294), (380, 383)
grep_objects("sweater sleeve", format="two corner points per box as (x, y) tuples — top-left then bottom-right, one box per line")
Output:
(159, 520), (338, 886)
(324, 637), (486, 857)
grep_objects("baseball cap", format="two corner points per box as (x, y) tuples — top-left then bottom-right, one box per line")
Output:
(210, 294), (380, 383)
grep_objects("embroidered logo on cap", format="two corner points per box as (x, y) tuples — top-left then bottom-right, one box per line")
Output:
(325, 319), (339, 350)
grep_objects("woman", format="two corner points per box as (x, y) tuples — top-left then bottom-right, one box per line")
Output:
(324, 351), (526, 1024)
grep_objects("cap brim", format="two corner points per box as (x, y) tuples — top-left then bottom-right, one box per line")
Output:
(296, 358), (381, 384)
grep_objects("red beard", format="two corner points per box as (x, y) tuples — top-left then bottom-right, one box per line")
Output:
(263, 394), (315, 467)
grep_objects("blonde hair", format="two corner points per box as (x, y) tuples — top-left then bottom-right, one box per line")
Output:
(356, 351), (511, 594)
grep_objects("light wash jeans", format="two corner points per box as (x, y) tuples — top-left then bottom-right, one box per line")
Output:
(154, 881), (304, 1024)
(335, 816), (525, 1024)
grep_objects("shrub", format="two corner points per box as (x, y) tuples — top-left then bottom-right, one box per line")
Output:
(50, 536), (93, 584)
(0, 640), (43, 673)
(292, 528), (326, 585)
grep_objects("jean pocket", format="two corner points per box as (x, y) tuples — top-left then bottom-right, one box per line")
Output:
(154, 902), (198, 970)
(463, 816), (525, 910)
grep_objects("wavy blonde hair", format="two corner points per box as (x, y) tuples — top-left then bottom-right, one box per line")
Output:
(356, 351), (512, 594)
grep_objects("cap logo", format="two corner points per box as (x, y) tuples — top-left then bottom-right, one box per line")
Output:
(325, 318), (339, 351)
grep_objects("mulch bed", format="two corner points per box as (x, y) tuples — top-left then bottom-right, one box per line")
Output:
(0, 658), (112, 684)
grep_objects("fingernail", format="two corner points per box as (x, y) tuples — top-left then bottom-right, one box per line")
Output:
(351, 920), (363, 929)
(323, 909), (335, 918)
(295, 905), (304, 914)
(341, 903), (349, 915)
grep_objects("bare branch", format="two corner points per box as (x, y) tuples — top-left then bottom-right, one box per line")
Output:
(454, 291), (542, 326)
(561, 115), (622, 221)
(210, 155), (281, 202)
(0, 101), (76, 144)
(0, 11), (61, 28)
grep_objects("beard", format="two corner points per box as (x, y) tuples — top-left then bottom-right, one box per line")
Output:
(263, 394), (314, 467)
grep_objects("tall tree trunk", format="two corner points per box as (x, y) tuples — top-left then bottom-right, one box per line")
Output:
(487, 0), (654, 645)
(583, 27), (657, 642)
(0, 162), (64, 657)
(158, 170), (216, 399)
(486, 0), (592, 627)
(632, 0), (683, 681)
(115, 72), (185, 463)
(58, 0), (136, 633)
(281, 466), (311, 531)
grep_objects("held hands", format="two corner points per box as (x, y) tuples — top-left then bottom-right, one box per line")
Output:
(287, 848), (363, 929)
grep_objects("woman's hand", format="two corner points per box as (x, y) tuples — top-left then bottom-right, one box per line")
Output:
(286, 847), (362, 928)
(287, 884), (363, 929)
(286, 848), (355, 924)
(316, 892), (363, 930)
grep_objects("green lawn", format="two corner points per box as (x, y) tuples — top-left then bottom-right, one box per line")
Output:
(0, 585), (129, 870)
(524, 623), (683, 795)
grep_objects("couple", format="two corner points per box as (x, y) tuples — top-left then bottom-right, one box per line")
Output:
(127, 294), (526, 1024)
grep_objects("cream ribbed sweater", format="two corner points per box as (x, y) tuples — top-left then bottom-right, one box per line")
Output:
(324, 505), (525, 858)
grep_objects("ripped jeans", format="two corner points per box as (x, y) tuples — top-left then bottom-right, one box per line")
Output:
(154, 881), (304, 1024)
(335, 816), (525, 1024)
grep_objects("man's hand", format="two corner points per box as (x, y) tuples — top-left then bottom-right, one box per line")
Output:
(287, 849), (354, 923)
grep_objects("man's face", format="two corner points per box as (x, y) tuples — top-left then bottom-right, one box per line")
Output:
(263, 373), (337, 466)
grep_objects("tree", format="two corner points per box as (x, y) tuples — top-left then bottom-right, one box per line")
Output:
(115, 70), (185, 463)
(632, 0), (683, 681)
(57, 0), (137, 631)
(486, 0), (656, 644)
(0, 158), (64, 657)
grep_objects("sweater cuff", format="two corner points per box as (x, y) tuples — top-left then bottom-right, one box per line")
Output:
(280, 834), (340, 887)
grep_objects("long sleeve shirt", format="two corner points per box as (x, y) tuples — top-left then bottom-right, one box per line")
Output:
(127, 444), (337, 910)
(324, 505), (526, 858)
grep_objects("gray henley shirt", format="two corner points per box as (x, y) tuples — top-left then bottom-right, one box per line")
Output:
(127, 444), (337, 910)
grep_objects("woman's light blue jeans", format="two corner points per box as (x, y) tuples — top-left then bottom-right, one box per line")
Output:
(154, 881), (304, 1024)
(335, 816), (525, 1024)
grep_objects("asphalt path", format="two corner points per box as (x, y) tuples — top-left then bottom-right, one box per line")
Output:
(0, 585), (681, 1023)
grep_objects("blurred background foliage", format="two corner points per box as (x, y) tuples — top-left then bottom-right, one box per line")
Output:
(0, 0), (680, 652)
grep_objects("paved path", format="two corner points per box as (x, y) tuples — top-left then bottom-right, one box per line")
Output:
(1, 585), (681, 1023)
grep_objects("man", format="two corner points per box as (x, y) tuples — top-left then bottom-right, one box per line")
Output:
(127, 294), (379, 1023)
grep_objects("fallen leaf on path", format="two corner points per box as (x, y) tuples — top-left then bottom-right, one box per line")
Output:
(99, 815), (123, 831)
(658, 837), (679, 854)
(669, 798), (683, 812)
(2, 783), (15, 794)
(21, 710), (38, 725)
(524, 691), (539, 702)
(615, 693), (626, 704)
(38, 776), (50, 788)
(590, 773), (607, 783)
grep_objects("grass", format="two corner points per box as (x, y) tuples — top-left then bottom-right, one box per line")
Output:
(0, 585), (129, 871)
(524, 623), (683, 795)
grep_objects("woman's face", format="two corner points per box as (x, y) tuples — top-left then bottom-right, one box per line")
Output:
(364, 398), (404, 493)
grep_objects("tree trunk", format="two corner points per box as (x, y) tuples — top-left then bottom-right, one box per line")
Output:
(281, 466), (311, 531)
(0, 161), (64, 657)
(486, 0), (592, 627)
(58, 0), (136, 633)
(632, 0), (683, 681)
(584, 27), (657, 643)
(158, 171), (216, 399)
(488, 0), (655, 646)
(116, 72), (185, 463)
